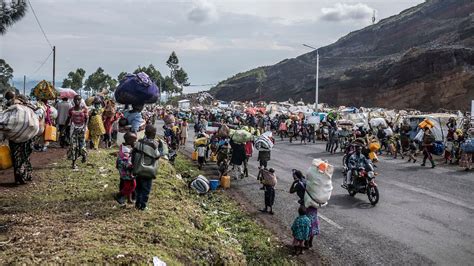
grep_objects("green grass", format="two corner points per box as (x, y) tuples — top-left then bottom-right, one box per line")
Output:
(0, 149), (295, 265)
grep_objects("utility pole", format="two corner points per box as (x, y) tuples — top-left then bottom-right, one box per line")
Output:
(52, 46), (56, 87)
(23, 75), (26, 95)
(316, 51), (319, 112)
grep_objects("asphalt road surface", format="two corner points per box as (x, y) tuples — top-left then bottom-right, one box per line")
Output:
(159, 122), (474, 265)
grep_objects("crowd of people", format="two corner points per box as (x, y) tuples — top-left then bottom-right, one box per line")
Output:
(1, 92), (163, 211)
(2, 92), (472, 253)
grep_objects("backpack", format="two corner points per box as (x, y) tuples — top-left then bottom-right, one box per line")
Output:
(133, 139), (160, 179)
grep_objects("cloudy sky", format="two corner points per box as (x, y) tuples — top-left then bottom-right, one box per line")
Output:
(1, 0), (423, 93)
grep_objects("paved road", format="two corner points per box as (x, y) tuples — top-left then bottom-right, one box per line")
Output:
(160, 122), (474, 265)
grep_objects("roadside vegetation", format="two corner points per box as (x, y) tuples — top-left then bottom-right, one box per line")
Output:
(0, 150), (295, 264)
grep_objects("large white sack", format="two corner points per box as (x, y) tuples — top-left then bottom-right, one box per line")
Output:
(384, 128), (394, 137)
(304, 159), (334, 207)
(370, 118), (387, 129)
(255, 133), (273, 150)
(0, 104), (40, 143)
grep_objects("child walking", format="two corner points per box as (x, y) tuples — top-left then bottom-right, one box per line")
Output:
(291, 206), (311, 255)
(134, 125), (161, 211)
(407, 140), (418, 163)
(114, 132), (137, 206)
(197, 144), (207, 170)
(260, 168), (277, 215)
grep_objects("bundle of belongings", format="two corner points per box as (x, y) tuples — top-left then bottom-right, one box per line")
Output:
(115, 72), (159, 105)
(0, 101), (41, 143)
(32, 80), (58, 100)
(304, 159), (334, 208)
(255, 131), (274, 151)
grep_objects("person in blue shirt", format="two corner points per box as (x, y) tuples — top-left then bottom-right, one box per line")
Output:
(124, 104), (144, 133)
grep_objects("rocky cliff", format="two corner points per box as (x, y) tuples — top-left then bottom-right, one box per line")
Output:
(209, 0), (474, 111)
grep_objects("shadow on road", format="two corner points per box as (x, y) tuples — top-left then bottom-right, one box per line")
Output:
(330, 194), (376, 210)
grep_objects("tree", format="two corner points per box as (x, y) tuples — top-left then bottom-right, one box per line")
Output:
(133, 64), (163, 85)
(0, 59), (15, 93)
(162, 76), (178, 95)
(1, 0), (28, 35)
(166, 51), (179, 78)
(84, 67), (113, 93)
(107, 78), (118, 91)
(61, 68), (86, 91)
(174, 67), (189, 95)
(117, 71), (127, 81)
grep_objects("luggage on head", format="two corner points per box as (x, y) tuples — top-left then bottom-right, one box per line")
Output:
(255, 132), (274, 151)
(231, 129), (253, 144)
(115, 72), (159, 105)
(32, 80), (58, 100)
(164, 114), (175, 125)
(418, 119), (435, 129)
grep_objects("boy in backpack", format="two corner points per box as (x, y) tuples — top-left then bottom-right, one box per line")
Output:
(133, 125), (161, 211)
(114, 132), (137, 207)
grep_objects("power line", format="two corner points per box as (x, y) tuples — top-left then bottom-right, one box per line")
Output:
(27, 0), (53, 49)
(32, 49), (53, 74)
(188, 83), (216, 87)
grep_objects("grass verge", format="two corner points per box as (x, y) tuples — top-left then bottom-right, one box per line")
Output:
(0, 149), (295, 264)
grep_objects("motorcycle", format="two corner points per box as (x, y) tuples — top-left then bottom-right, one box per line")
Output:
(343, 167), (379, 206)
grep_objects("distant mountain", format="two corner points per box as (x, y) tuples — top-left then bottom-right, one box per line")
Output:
(209, 0), (474, 111)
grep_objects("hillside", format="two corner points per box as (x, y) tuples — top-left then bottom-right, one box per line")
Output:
(209, 0), (474, 111)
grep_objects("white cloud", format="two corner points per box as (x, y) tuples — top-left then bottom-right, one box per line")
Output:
(187, 0), (218, 24)
(157, 36), (216, 51)
(321, 3), (374, 22)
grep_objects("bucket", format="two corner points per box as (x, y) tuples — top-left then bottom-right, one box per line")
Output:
(209, 179), (220, 190)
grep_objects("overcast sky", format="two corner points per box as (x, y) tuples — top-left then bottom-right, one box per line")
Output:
(1, 0), (423, 93)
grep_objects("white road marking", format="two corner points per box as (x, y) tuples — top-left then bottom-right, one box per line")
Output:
(382, 179), (474, 211)
(319, 214), (343, 230)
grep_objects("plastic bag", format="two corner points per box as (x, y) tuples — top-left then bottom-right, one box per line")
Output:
(414, 129), (424, 142)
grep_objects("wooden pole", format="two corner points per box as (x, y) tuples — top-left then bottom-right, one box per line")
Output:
(52, 46), (56, 87)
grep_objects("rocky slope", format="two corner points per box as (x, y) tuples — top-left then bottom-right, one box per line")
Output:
(209, 0), (474, 111)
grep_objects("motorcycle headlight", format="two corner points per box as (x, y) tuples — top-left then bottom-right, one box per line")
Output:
(368, 171), (375, 178)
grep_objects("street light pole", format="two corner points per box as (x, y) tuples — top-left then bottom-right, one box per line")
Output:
(302, 44), (319, 113)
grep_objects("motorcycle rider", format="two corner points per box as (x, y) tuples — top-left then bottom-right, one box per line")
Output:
(344, 145), (374, 187)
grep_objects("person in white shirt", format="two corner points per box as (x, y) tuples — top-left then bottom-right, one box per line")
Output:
(56, 97), (73, 147)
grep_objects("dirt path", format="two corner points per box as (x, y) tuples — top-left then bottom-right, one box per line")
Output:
(0, 146), (66, 190)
